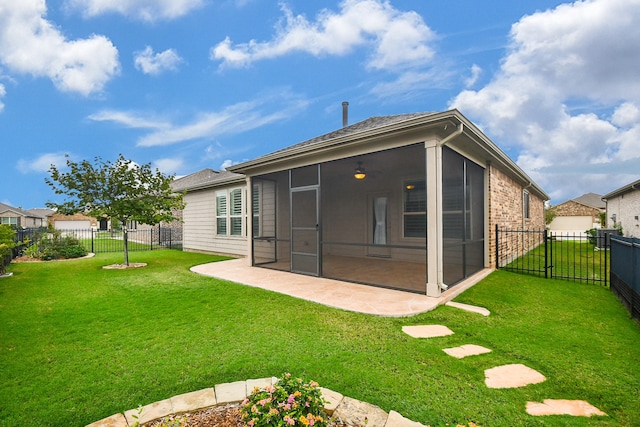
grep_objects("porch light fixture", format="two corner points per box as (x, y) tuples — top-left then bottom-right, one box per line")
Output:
(354, 161), (366, 180)
(405, 184), (415, 190)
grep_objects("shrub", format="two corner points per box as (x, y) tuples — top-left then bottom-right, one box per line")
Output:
(241, 373), (328, 427)
(25, 230), (87, 260)
(0, 225), (16, 275)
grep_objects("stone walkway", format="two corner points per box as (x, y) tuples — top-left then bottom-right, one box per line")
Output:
(403, 302), (607, 419)
(86, 377), (423, 427)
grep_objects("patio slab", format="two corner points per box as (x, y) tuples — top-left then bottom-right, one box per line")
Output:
(192, 259), (454, 317)
(443, 344), (492, 359)
(526, 399), (606, 417)
(484, 364), (546, 389)
(401, 325), (454, 338)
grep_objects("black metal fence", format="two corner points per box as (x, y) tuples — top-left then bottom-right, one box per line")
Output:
(495, 226), (611, 285)
(610, 235), (640, 322)
(14, 227), (182, 256)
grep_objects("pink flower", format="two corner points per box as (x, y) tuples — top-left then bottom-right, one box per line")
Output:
(284, 416), (296, 425)
(288, 394), (296, 404)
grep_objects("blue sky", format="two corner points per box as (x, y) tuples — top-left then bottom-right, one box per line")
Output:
(1, 0), (639, 210)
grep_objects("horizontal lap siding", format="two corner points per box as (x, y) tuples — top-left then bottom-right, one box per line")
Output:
(183, 189), (248, 256)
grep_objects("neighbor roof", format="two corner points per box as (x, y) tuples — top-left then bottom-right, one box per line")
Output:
(571, 193), (606, 209)
(0, 202), (31, 216)
(171, 168), (245, 192)
(602, 178), (640, 200)
(26, 208), (55, 218)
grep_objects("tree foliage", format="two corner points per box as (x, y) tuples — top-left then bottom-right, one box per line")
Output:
(45, 154), (184, 265)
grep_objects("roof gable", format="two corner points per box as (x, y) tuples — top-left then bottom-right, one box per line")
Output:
(571, 193), (605, 209)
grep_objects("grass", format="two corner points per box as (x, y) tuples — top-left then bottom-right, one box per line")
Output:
(1, 251), (639, 427)
(506, 239), (609, 284)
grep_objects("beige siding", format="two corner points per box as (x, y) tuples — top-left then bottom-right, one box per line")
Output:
(606, 189), (640, 238)
(183, 186), (248, 256)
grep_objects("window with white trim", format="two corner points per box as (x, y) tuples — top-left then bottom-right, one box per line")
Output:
(1, 217), (18, 226)
(403, 180), (426, 237)
(216, 188), (245, 236)
(523, 190), (530, 220)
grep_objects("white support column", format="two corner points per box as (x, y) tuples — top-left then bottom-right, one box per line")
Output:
(245, 175), (253, 266)
(425, 138), (443, 297)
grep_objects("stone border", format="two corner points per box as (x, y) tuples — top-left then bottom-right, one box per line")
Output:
(86, 377), (426, 427)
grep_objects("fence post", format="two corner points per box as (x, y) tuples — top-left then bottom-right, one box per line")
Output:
(91, 229), (94, 254)
(544, 229), (549, 279)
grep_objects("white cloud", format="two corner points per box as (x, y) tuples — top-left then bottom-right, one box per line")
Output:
(220, 159), (235, 170)
(465, 64), (482, 88)
(134, 46), (183, 75)
(0, 0), (120, 96)
(88, 110), (170, 129)
(89, 91), (310, 147)
(153, 157), (184, 175)
(16, 152), (71, 174)
(64, 0), (205, 22)
(450, 0), (640, 202)
(211, 0), (435, 71)
(0, 83), (5, 112)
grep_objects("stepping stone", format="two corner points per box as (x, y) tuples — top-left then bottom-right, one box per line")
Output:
(446, 301), (490, 316)
(443, 344), (492, 359)
(333, 396), (388, 427)
(402, 325), (453, 338)
(526, 399), (606, 417)
(484, 363), (546, 388)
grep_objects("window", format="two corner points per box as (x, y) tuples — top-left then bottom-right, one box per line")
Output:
(523, 190), (530, 220)
(252, 183), (260, 237)
(230, 188), (243, 236)
(1, 217), (18, 226)
(216, 188), (245, 236)
(403, 180), (426, 237)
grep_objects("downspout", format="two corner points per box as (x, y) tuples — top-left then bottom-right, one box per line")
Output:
(440, 123), (464, 147)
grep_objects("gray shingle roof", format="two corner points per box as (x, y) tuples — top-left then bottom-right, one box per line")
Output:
(0, 202), (31, 216)
(572, 193), (606, 209)
(171, 168), (244, 192)
(264, 112), (436, 158)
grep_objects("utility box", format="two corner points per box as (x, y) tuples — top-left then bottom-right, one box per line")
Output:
(596, 228), (621, 250)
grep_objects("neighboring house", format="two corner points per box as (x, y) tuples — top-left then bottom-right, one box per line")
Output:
(602, 178), (640, 238)
(0, 202), (49, 228)
(48, 212), (99, 229)
(548, 192), (605, 235)
(178, 108), (548, 297)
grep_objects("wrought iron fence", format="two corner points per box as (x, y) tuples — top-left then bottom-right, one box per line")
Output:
(13, 227), (182, 256)
(610, 235), (640, 322)
(495, 225), (611, 285)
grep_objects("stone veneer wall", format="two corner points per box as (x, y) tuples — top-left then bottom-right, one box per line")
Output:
(487, 165), (546, 268)
(553, 200), (602, 221)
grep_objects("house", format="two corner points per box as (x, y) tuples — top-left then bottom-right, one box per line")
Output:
(0, 202), (49, 228)
(548, 192), (605, 235)
(178, 108), (548, 297)
(48, 212), (99, 229)
(602, 178), (640, 238)
(172, 168), (246, 256)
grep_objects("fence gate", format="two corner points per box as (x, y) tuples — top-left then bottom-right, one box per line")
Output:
(495, 225), (610, 286)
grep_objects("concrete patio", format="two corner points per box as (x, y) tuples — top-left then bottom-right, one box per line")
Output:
(190, 258), (493, 317)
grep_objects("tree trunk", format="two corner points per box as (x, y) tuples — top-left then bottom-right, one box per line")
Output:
(122, 224), (129, 266)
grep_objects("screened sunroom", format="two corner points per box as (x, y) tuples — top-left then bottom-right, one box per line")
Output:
(229, 110), (495, 296)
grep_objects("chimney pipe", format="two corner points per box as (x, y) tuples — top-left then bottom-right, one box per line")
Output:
(342, 101), (349, 127)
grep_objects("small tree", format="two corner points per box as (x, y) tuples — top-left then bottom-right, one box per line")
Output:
(45, 154), (184, 266)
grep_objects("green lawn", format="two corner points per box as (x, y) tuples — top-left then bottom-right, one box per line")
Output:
(506, 239), (609, 284)
(1, 251), (639, 427)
